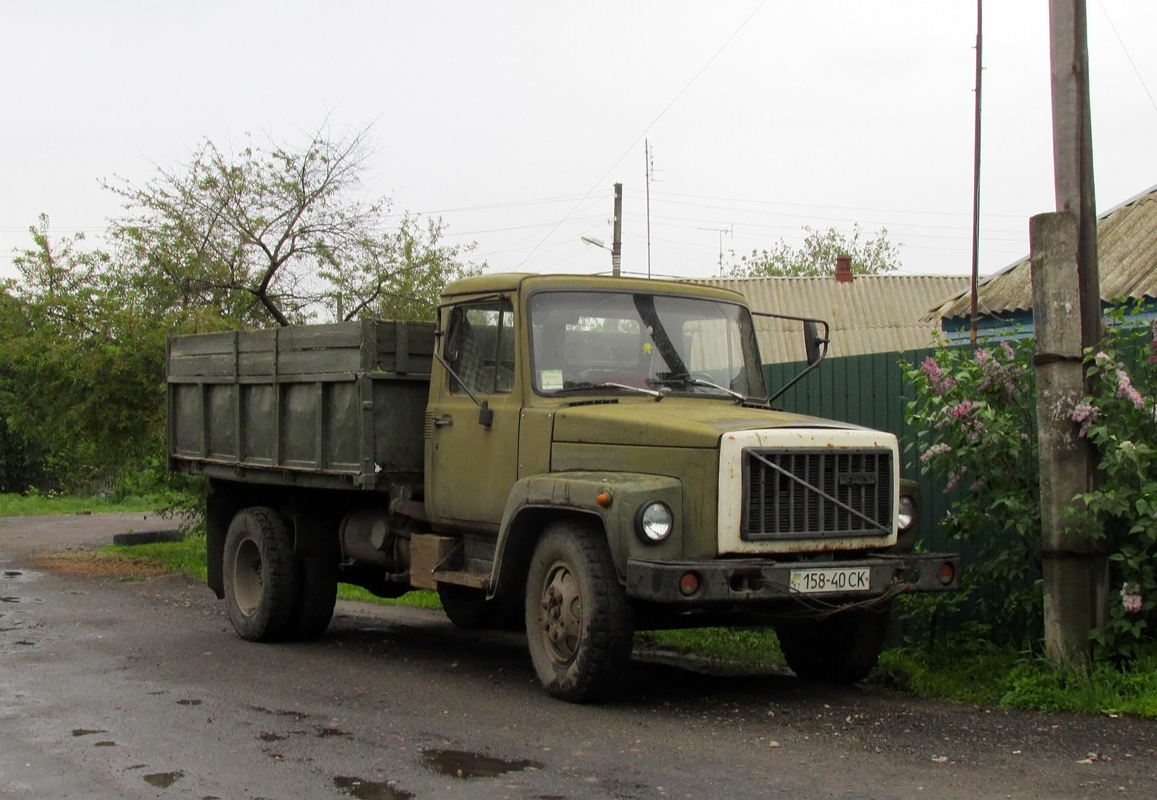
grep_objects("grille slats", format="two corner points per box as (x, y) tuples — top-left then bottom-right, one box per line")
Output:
(742, 449), (893, 541)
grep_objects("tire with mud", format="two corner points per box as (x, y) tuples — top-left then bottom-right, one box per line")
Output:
(438, 584), (491, 630)
(439, 584), (524, 632)
(291, 555), (338, 640)
(223, 507), (299, 642)
(525, 520), (633, 703)
(776, 604), (891, 685)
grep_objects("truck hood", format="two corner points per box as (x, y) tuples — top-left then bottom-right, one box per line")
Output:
(551, 398), (858, 449)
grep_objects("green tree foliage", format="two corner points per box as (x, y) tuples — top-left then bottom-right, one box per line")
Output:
(106, 125), (479, 327)
(1, 126), (478, 491)
(728, 224), (901, 278)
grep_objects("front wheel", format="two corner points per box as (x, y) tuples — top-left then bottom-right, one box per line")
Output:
(222, 507), (299, 642)
(525, 520), (633, 703)
(776, 604), (891, 685)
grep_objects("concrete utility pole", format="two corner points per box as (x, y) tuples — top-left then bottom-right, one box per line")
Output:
(612, 183), (623, 278)
(1033, 0), (1108, 671)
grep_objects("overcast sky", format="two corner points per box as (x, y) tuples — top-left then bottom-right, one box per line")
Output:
(3, 1), (1156, 283)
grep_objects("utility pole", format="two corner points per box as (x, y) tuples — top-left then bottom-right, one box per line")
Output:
(969, 0), (983, 344)
(612, 182), (623, 278)
(1033, 0), (1107, 672)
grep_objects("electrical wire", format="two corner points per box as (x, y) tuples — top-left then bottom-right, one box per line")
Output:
(516, 0), (769, 267)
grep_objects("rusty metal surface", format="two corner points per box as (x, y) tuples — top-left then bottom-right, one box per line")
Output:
(930, 184), (1157, 321)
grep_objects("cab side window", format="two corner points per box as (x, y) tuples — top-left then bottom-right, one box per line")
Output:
(445, 300), (515, 395)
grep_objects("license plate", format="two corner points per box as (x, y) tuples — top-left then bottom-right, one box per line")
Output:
(789, 567), (871, 594)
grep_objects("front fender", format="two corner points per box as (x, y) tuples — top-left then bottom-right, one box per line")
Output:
(488, 471), (683, 601)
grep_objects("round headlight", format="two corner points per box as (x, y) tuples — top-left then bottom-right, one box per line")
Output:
(898, 495), (917, 531)
(636, 501), (673, 543)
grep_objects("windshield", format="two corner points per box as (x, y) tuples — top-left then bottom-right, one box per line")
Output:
(527, 290), (766, 399)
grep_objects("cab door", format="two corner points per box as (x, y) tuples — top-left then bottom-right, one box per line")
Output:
(427, 298), (521, 529)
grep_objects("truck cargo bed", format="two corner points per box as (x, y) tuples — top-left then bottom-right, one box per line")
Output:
(167, 319), (434, 491)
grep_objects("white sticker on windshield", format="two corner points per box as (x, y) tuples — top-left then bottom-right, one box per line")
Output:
(541, 369), (564, 391)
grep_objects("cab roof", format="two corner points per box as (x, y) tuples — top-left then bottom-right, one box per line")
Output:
(441, 272), (749, 305)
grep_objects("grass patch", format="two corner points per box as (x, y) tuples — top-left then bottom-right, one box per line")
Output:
(874, 645), (1157, 718)
(105, 536), (209, 582)
(0, 492), (164, 516)
(336, 584), (442, 610)
(636, 627), (784, 665)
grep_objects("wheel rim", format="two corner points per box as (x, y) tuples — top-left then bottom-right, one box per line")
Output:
(232, 537), (264, 617)
(537, 559), (583, 666)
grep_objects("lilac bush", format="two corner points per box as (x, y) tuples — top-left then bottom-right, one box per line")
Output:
(903, 337), (1042, 646)
(1071, 313), (1157, 660)
(904, 308), (1157, 661)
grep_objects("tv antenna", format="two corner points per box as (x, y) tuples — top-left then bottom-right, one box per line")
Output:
(699, 225), (733, 276)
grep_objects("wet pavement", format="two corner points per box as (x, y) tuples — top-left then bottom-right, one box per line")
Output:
(1, 514), (1155, 799)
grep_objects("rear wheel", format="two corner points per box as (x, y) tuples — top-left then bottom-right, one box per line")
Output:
(291, 555), (338, 640)
(438, 584), (491, 630)
(223, 507), (298, 642)
(525, 520), (633, 703)
(776, 604), (891, 685)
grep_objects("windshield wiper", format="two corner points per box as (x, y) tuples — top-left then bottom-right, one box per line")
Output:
(651, 375), (754, 405)
(556, 382), (665, 400)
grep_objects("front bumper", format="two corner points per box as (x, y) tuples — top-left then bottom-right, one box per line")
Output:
(625, 552), (961, 605)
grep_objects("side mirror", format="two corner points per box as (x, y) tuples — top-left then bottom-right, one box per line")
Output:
(803, 320), (826, 366)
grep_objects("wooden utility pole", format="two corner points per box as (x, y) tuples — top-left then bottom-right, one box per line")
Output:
(969, 0), (983, 344)
(1034, 0), (1108, 671)
(612, 183), (623, 278)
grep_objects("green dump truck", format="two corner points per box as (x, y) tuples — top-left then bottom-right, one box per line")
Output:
(168, 273), (960, 702)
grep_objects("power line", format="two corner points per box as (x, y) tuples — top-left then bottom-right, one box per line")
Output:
(516, 0), (768, 267)
(1096, 0), (1157, 117)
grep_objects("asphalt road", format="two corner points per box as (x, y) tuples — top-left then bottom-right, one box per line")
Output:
(1, 514), (1154, 800)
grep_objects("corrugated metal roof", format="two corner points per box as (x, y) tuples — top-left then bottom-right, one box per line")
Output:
(931, 184), (1157, 320)
(695, 275), (970, 361)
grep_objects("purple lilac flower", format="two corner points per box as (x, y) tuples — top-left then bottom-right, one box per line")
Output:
(920, 442), (952, 463)
(1115, 369), (1145, 408)
(921, 357), (956, 395)
(1071, 402), (1100, 438)
(1122, 582), (1143, 614)
(1001, 341), (1015, 361)
(949, 400), (978, 419)
(968, 478), (986, 493)
(945, 468), (967, 493)
(1094, 351), (1114, 369)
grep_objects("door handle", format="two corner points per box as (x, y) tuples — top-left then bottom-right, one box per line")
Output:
(432, 415), (453, 428)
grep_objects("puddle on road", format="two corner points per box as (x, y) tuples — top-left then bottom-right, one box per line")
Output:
(250, 705), (310, 722)
(420, 748), (543, 779)
(0, 597), (19, 603)
(259, 731), (287, 742)
(72, 728), (107, 737)
(95, 741), (116, 747)
(3, 571), (22, 577)
(177, 699), (202, 706)
(15, 640), (35, 646)
(143, 771), (184, 788)
(315, 726), (351, 738)
(334, 776), (414, 800)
